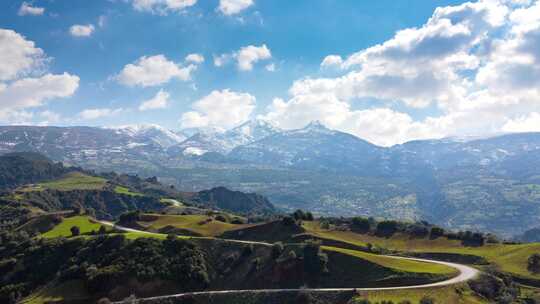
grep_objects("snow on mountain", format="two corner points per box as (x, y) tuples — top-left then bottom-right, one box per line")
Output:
(174, 119), (281, 156)
(111, 124), (186, 148)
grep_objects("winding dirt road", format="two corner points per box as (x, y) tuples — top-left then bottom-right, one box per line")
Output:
(98, 220), (479, 302)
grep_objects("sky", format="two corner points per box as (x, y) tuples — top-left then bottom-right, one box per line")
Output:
(1, 0), (540, 146)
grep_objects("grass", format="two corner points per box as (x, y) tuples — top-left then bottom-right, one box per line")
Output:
(37, 172), (107, 191)
(41, 216), (108, 238)
(114, 185), (144, 197)
(160, 198), (184, 206)
(323, 246), (458, 275)
(137, 214), (250, 237)
(23, 280), (89, 304)
(353, 284), (487, 304)
(303, 221), (540, 281)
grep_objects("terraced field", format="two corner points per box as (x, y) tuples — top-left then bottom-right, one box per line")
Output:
(303, 221), (540, 282)
(136, 214), (253, 236)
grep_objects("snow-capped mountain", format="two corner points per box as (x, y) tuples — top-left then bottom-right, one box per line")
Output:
(112, 124), (186, 148)
(229, 121), (382, 172)
(174, 119), (281, 156)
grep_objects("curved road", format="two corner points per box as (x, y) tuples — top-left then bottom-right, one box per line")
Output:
(98, 220), (479, 302)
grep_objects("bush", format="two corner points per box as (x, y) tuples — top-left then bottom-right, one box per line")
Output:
(272, 242), (284, 259)
(430, 227), (445, 239)
(70, 226), (80, 237)
(528, 254), (540, 273)
(419, 297), (435, 304)
(215, 215), (228, 223)
(352, 217), (371, 233)
(98, 225), (107, 235)
(376, 220), (398, 237)
(282, 216), (296, 226)
(295, 291), (313, 304)
(242, 244), (254, 257)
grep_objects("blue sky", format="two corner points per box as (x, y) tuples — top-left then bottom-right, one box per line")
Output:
(1, 0), (540, 146)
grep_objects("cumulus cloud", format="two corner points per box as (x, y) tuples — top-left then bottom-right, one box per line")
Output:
(0, 29), (45, 81)
(78, 108), (123, 120)
(215, 44), (271, 71)
(116, 55), (197, 87)
(0, 73), (79, 111)
(320, 55), (343, 68)
(218, 0), (254, 15)
(18, 2), (45, 16)
(0, 29), (80, 125)
(259, 0), (540, 146)
(69, 24), (95, 37)
(131, 0), (197, 15)
(180, 89), (256, 129)
(185, 53), (205, 64)
(139, 89), (170, 111)
(265, 63), (275, 72)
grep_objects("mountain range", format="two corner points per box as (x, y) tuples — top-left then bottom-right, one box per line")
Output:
(1, 121), (540, 237)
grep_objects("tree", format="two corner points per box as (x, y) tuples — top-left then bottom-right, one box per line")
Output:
(272, 242), (284, 259)
(352, 217), (371, 233)
(70, 226), (80, 237)
(376, 220), (398, 237)
(98, 225), (107, 235)
(419, 296), (435, 304)
(528, 254), (540, 273)
(282, 216), (296, 226)
(430, 227), (445, 239)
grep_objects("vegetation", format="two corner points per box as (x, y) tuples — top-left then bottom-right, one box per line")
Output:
(37, 172), (107, 191)
(41, 216), (106, 238)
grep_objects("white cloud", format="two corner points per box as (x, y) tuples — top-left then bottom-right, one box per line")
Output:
(215, 44), (272, 71)
(237, 44), (271, 71)
(0, 29), (80, 125)
(218, 0), (254, 15)
(0, 73), (79, 110)
(0, 29), (45, 81)
(39, 110), (61, 125)
(320, 55), (343, 68)
(116, 54), (196, 87)
(265, 63), (275, 72)
(69, 24), (95, 37)
(502, 112), (540, 133)
(139, 89), (170, 111)
(258, 0), (540, 146)
(78, 108), (123, 120)
(132, 0), (197, 15)
(185, 53), (205, 64)
(180, 89), (255, 129)
(18, 2), (45, 16)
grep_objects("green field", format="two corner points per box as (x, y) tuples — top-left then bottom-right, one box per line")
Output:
(353, 284), (486, 304)
(323, 246), (457, 276)
(37, 172), (107, 191)
(42, 216), (107, 238)
(137, 214), (251, 237)
(114, 185), (144, 196)
(303, 221), (540, 281)
(23, 280), (89, 304)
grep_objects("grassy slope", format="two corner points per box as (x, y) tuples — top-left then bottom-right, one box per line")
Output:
(303, 221), (540, 281)
(41, 216), (106, 238)
(354, 284), (487, 304)
(114, 185), (144, 197)
(323, 246), (457, 276)
(137, 214), (251, 237)
(37, 172), (107, 191)
(23, 280), (89, 304)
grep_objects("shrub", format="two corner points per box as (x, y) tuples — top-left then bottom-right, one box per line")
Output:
(528, 254), (540, 273)
(352, 217), (371, 233)
(430, 227), (445, 239)
(419, 296), (435, 304)
(282, 216), (296, 226)
(272, 242), (284, 259)
(215, 215), (228, 223)
(295, 291), (313, 304)
(376, 220), (398, 237)
(98, 225), (107, 235)
(70, 226), (80, 237)
(242, 244), (254, 257)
